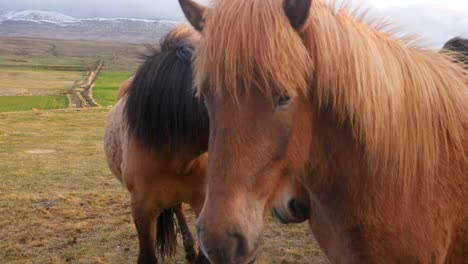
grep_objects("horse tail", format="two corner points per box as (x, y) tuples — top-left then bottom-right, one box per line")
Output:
(156, 206), (178, 260)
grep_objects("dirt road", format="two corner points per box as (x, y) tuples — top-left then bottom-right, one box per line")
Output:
(67, 60), (103, 108)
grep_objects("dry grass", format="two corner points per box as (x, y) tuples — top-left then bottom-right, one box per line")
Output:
(0, 36), (146, 72)
(0, 69), (82, 96)
(0, 108), (327, 264)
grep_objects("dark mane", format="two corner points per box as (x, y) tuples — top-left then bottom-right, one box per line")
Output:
(442, 37), (468, 64)
(125, 25), (208, 152)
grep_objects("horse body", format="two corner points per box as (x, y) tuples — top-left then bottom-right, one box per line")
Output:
(105, 97), (207, 263)
(105, 96), (207, 210)
(179, 0), (468, 263)
(104, 25), (209, 264)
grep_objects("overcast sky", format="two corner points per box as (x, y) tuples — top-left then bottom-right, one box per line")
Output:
(1, 0), (467, 47)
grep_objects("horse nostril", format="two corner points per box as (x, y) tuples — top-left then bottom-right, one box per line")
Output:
(231, 231), (249, 257)
(288, 199), (310, 221)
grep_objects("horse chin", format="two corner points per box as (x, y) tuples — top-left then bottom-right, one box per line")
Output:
(242, 243), (261, 264)
(200, 240), (260, 264)
(196, 203), (264, 264)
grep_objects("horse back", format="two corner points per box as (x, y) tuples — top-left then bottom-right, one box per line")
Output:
(116, 76), (134, 101)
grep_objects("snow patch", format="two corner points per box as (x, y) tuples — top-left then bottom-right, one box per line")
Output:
(0, 10), (79, 24)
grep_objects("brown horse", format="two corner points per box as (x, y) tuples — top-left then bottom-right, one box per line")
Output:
(179, 0), (468, 263)
(443, 37), (468, 64)
(104, 25), (210, 264)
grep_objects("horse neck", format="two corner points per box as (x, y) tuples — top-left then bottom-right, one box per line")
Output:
(306, 96), (468, 210)
(307, 104), (371, 198)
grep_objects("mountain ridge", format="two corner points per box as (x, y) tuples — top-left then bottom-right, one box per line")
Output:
(0, 10), (178, 25)
(0, 10), (180, 43)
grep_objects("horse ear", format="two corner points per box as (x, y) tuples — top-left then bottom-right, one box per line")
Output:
(283, 0), (312, 31)
(178, 0), (206, 31)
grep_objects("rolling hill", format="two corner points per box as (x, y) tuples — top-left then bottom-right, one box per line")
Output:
(0, 10), (179, 43)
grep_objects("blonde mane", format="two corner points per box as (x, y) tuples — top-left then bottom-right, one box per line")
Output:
(196, 0), (468, 188)
(304, 1), (468, 187)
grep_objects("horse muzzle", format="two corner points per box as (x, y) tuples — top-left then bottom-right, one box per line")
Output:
(196, 208), (263, 264)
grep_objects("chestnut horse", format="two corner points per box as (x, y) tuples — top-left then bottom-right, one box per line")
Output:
(104, 25), (210, 264)
(179, 0), (468, 263)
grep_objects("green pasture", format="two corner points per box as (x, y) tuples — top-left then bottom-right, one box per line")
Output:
(0, 96), (68, 112)
(93, 71), (134, 107)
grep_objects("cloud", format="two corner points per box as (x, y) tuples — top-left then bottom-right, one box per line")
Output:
(323, 0), (468, 48)
(379, 4), (468, 47)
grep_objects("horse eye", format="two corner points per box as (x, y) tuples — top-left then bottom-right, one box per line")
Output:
(277, 94), (291, 106)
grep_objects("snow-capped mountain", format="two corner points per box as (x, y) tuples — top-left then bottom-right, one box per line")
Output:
(0, 10), (180, 43)
(0, 10), (79, 24)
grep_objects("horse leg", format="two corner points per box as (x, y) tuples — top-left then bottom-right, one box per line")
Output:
(175, 206), (210, 264)
(174, 203), (198, 264)
(195, 252), (211, 264)
(175, 202), (210, 264)
(131, 195), (158, 264)
(189, 197), (210, 264)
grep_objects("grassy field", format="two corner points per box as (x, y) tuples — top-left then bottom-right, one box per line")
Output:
(0, 56), (92, 72)
(0, 36), (144, 112)
(0, 69), (82, 96)
(0, 36), (145, 72)
(93, 71), (134, 107)
(0, 35), (327, 263)
(0, 96), (68, 112)
(0, 108), (327, 263)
